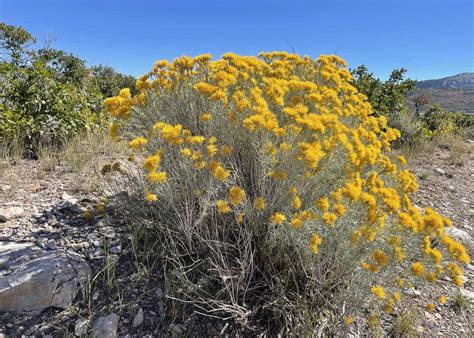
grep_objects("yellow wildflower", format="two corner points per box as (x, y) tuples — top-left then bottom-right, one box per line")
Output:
(147, 171), (167, 184)
(322, 212), (337, 226)
(181, 148), (192, 157)
(254, 197), (265, 210)
(143, 154), (161, 171)
(228, 186), (246, 205)
(292, 195), (302, 210)
(144, 188), (157, 202)
(372, 250), (389, 266)
(200, 113), (212, 122)
(371, 285), (386, 299)
(309, 234), (322, 253)
(411, 262), (425, 276)
(221, 145), (232, 156)
(315, 197), (330, 211)
(216, 200), (231, 214)
(270, 213), (286, 225)
(129, 137), (148, 150)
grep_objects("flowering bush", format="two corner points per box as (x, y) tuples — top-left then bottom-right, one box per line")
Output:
(105, 52), (470, 334)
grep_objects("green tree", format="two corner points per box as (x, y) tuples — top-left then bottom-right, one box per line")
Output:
(351, 65), (415, 120)
(0, 22), (133, 156)
(90, 65), (136, 97)
(0, 22), (35, 64)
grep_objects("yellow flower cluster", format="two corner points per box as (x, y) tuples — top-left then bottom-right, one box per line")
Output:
(105, 51), (471, 322)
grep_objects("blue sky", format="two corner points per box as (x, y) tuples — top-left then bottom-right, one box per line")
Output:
(1, 0), (473, 80)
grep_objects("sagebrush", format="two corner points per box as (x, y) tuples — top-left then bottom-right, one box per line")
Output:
(104, 52), (470, 335)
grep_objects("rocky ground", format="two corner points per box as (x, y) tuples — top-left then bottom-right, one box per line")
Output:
(402, 142), (474, 336)
(0, 141), (473, 337)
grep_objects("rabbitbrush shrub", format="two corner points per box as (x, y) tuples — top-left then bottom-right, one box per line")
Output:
(104, 52), (470, 334)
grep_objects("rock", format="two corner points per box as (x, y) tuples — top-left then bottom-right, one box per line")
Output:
(460, 288), (474, 301)
(1, 184), (11, 192)
(92, 313), (119, 338)
(62, 192), (78, 204)
(434, 167), (445, 175)
(0, 241), (91, 314)
(46, 240), (58, 250)
(406, 288), (421, 296)
(0, 207), (24, 222)
(132, 308), (144, 327)
(93, 240), (103, 247)
(75, 319), (88, 336)
(448, 227), (473, 246)
(424, 311), (436, 321)
(171, 324), (184, 334)
(109, 245), (121, 254)
(99, 227), (116, 239)
(415, 325), (424, 333)
(57, 201), (82, 213)
(36, 237), (48, 249)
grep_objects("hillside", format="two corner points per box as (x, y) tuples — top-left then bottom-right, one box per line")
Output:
(408, 73), (474, 114)
(416, 73), (474, 90)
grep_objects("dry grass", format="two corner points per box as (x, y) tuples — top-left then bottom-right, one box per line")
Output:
(397, 130), (471, 167)
(35, 128), (126, 192)
(0, 137), (24, 163)
(60, 129), (126, 173)
(434, 132), (471, 166)
(391, 308), (420, 337)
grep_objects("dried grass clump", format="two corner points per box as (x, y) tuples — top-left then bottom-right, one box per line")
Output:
(104, 52), (470, 335)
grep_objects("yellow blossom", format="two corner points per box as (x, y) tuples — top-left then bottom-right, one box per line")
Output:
(344, 316), (354, 325)
(372, 250), (389, 266)
(292, 195), (302, 210)
(147, 171), (167, 184)
(322, 212), (337, 226)
(144, 188), (157, 202)
(309, 234), (322, 253)
(270, 213), (286, 225)
(254, 197), (265, 210)
(216, 200), (231, 214)
(411, 261), (425, 276)
(315, 197), (330, 211)
(200, 113), (212, 122)
(228, 186), (246, 205)
(129, 137), (148, 151)
(143, 154), (161, 171)
(371, 285), (386, 299)
(181, 148), (192, 157)
(221, 145), (232, 156)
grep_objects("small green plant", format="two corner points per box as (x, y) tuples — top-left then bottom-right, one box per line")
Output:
(391, 308), (420, 337)
(452, 292), (471, 313)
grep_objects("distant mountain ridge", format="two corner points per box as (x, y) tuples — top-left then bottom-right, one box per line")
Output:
(416, 72), (474, 90)
(408, 73), (474, 114)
